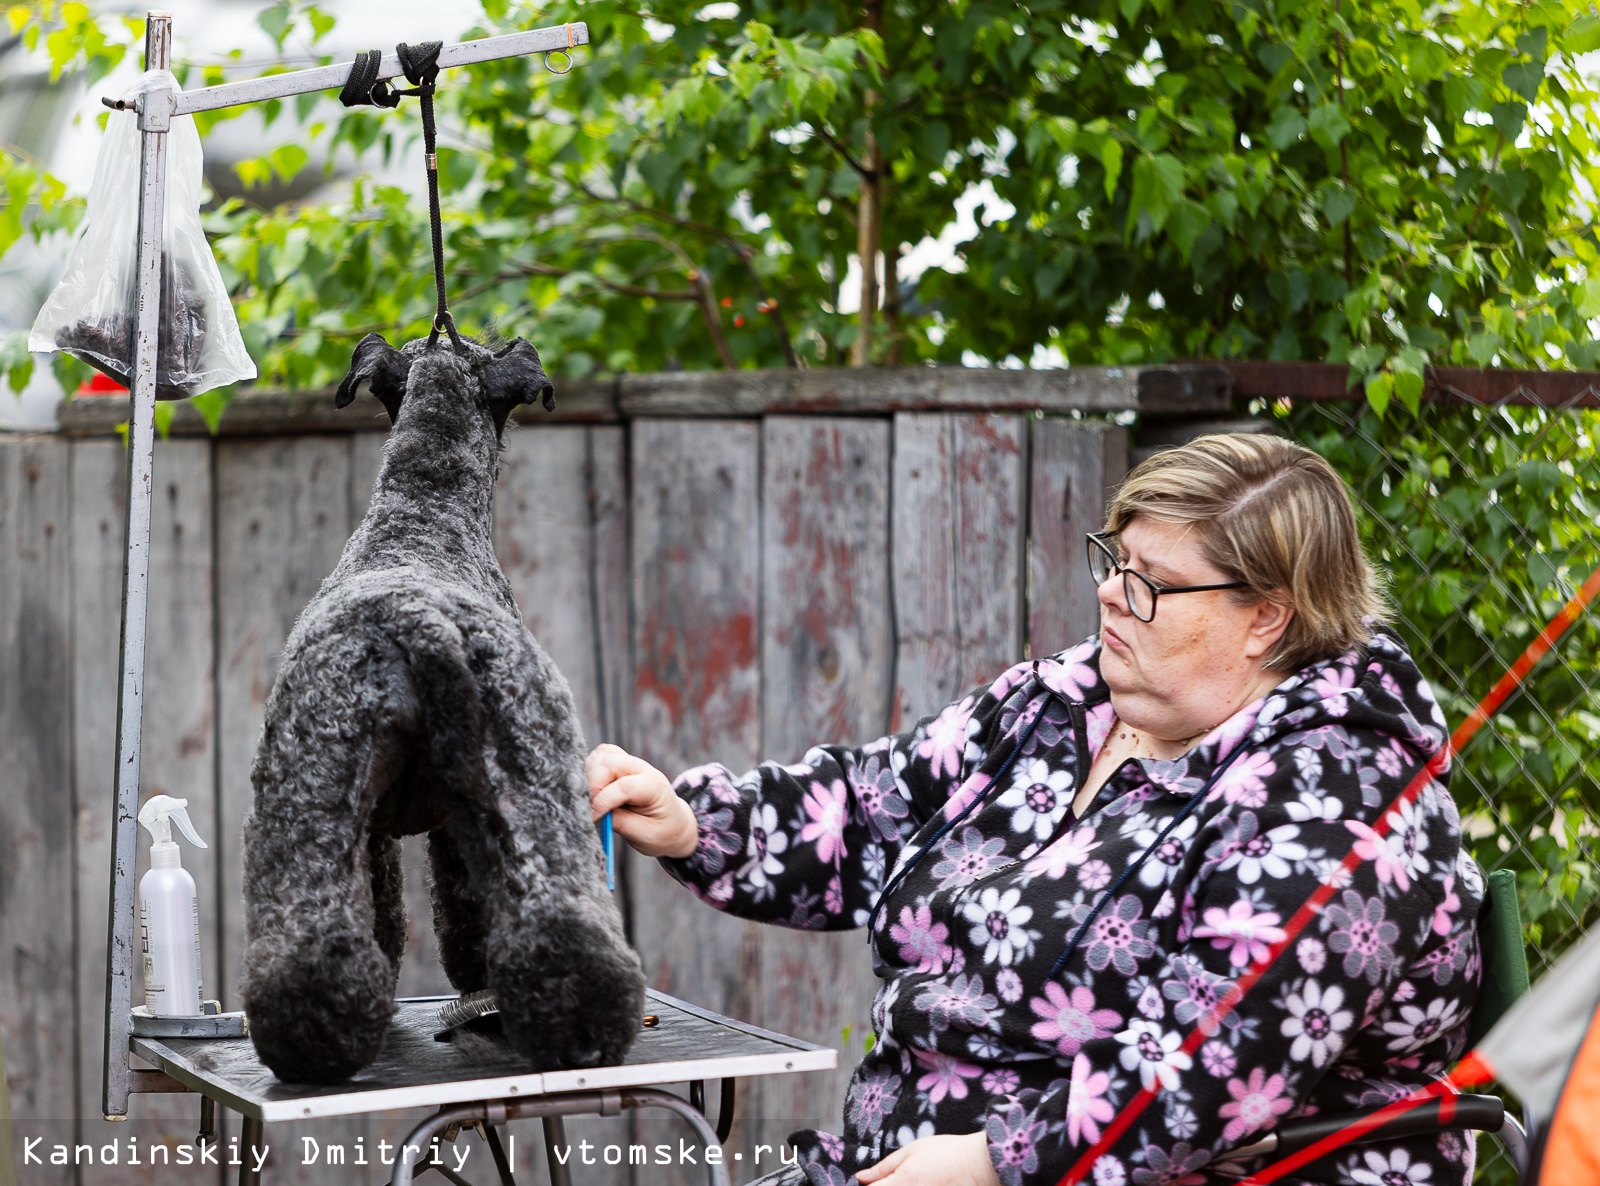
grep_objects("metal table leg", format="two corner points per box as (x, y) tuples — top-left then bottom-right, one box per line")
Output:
(543, 1116), (572, 1186)
(389, 1089), (732, 1186)
(238, 1115), (265, 1186)
(484, 1124), (518, 1186)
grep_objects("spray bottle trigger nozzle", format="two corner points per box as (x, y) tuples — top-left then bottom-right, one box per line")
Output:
(138, 794), (208, 849)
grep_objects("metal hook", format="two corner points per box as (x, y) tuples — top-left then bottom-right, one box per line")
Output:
(544, 49), (573, 75)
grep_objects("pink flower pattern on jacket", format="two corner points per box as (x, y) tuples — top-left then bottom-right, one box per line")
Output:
(660, 633), (1482, 1186)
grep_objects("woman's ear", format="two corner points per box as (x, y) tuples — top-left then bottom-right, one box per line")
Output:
(1243, 593), (1295, 661)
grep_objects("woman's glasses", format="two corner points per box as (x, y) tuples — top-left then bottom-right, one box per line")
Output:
(1086, 531), (1248, 622)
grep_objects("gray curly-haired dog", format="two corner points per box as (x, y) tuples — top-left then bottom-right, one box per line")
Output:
(241, 332), (645, 1084)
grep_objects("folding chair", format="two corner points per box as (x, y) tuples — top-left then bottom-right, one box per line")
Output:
(1217, 868), (1533, 1179)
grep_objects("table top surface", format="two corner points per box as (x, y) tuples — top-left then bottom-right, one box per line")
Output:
(131, 990), (836, 1122)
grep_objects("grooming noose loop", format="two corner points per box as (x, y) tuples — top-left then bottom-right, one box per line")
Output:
(341, 40), (463, 353)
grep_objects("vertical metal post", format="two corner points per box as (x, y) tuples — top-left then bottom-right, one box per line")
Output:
(542, 1117), (573, 1186)
(238, 1116), (265, 1186)
(102, 9), (173, 1119)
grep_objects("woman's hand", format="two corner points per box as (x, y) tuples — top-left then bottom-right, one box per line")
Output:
(857, 1133), (1000, 1186)
(585, 743), (699, 860)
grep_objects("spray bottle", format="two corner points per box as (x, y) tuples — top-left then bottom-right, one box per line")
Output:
(138, 794), (207, 1017)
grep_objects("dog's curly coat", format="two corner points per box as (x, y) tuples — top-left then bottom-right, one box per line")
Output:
(241, 333), (645, 1084)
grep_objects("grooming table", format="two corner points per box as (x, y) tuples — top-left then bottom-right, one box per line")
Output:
(131, 990), (836, 1186)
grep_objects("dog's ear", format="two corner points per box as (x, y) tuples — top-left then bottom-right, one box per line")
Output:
(478, 339), (556, 435)
(335, 333), (411, 424)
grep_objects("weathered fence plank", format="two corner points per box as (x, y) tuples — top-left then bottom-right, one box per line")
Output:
(0, 438), (73, 1184)
(1028, 419), (1128, 656)
(626, 418), (763, 1010)
(215, 437), (355, 1010)
(889, 414), (958, 728)
(70, 438), (221, 1184)
(890, 413), (1028, 728)
(625, 419), (764, 1184)
(213, 437), (364, 1185)
(757, 416), (892, 1134)
(497, 426), (607, 738)
(762, 417), (894, 760)
(590, 426), (631, 756)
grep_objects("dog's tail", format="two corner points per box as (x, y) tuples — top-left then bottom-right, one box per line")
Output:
(394, 597), (491, 807)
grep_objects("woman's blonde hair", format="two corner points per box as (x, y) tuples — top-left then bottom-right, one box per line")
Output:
(1104, 432), (1387, 671)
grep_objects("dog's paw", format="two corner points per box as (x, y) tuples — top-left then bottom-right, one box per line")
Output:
(242, 929), (398, 1083)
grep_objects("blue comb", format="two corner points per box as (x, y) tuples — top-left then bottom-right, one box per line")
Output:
(600, 812), (615, 891)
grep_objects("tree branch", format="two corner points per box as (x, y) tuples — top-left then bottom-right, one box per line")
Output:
(814, 124), (875, 179)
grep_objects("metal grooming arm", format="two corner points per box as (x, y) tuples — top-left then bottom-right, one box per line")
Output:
(101, 8), (590, 1119)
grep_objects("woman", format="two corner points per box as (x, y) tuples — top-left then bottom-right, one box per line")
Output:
(589, 434), (1482, 1186)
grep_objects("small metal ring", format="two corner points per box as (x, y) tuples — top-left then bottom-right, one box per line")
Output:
(544, 49), (573, 75)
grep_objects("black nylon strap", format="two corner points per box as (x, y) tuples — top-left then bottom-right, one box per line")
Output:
(338, 49), (400, 108)
(340, 41), (461, 352)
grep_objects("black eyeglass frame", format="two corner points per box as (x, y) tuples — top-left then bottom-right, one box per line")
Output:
(1085, 531), (1249, 622)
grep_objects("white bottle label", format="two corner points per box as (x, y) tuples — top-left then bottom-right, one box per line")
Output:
(192, 898), (204, 1005)
(141, 900), (164, 1004)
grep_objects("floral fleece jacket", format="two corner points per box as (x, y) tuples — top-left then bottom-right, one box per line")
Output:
(660, 632), (1484, 1186)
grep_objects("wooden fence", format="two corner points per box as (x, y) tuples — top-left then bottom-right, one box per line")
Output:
(0, 364), (1229, 1185)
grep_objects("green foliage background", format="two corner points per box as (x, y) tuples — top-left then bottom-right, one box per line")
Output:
(5, 0), (1600, 406)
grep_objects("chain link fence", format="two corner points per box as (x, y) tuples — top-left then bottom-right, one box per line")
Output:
(1244, 380), (1600, 1182)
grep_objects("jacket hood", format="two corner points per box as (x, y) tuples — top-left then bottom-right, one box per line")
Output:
(1028, 629), (1452, 800)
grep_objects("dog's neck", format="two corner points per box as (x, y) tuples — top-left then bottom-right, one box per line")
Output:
(378, 399), (498, 518)
(341, 391), (505, 590)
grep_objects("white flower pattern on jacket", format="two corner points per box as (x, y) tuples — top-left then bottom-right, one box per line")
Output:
(659, 633), (1482, 1186)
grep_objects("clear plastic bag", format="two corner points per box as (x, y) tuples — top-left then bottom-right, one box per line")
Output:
(30, 70), (255, 399)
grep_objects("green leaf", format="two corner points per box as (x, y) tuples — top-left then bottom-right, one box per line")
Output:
(1265, 106), (1306, 150)
(1490, 101), (1528, 140)
(257, 2), (291, 49)
(1100, 139), (1124, 199)
(1467, 332), (1500, 366)
(1515, 27), (1549, 63)
(1167, 200), (1211, 260)
(1126, 152), (1185, 237)
(1364, 370), (1394, 417)
(268, 143), (308, 182)
(1392, 347), (1427, 415)
(0, 330), (33, 393)
(1321, 183), (1357, 227)
(1307, 103), (1351, 151)
(1576, 279), (1600, 320)
(189, 388), (233, 435)
(1569, 14), (1600, 54)
(1393, 368), (1424, 415)
(307, 8), (336, 44)
(1502, 58), (1545, 103)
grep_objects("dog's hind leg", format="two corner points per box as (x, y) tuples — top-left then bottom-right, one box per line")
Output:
(427, 822), (490, 993)
(454, 635), (646, 1071)
(242, 653), (408, 1084)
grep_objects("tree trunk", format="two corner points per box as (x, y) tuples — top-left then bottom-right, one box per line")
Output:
(851, 135), (881, 367)
(851, 0), (884, 368)
(884, 240), (902, 364)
